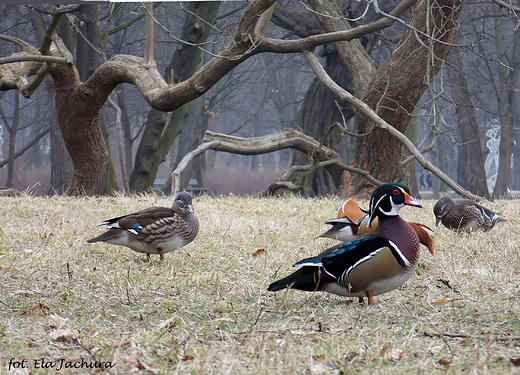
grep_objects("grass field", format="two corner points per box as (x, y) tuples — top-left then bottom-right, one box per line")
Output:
(0, 194), (518, 374)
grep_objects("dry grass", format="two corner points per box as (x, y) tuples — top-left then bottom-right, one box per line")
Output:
(0, 194), (519, 374)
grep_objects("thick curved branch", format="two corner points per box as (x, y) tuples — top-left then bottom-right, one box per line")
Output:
(0, 55), (71, 65)
(0, 35), (36, 51)
(64, 0), (414, 112)
(301, 49), (482, 201)
(171, 140), (219, 195)
(170, 129), (382, 196)
(256, 0), (417, 53)
(143, 0), (414, 110)
(2, 0), (414, 111)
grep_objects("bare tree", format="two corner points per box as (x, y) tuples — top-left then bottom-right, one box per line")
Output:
(340, 0), (463, 197)
(446, 47), (490, 198)
(491, 3), (520, 197)
(0, 0), (516, 199)
(129, 2), (220, 193)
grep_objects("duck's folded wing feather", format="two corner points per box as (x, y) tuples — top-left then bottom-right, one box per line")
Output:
(104, 207), (176, 230)
(294, 236), (406, 278)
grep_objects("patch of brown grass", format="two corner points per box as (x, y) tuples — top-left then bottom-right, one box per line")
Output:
(0, 195), (519, 374)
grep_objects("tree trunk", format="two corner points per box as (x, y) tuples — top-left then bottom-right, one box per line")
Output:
(341, 0), (463, 198)
(129, 2), (220, 193)
(75, 5), (100, 81)
(50, 61), (110, 196)
(447, 48), (490, 198)
(276, 0), (370, 196)
(6, 91), (19, 188)
(48, 81), (72, 194)
(402, 114), (418, 197)
(31, 10), (74, 195)
(294, 53), (353, 196)
(492, 5), (520, 197)
(163, 96), (208, 194)
(75, 5), (118, 194)
(116, 88), (134, 178)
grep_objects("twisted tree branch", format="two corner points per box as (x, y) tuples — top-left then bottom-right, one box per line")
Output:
(170, 129), (383, 196)
(301, 49), (482, 201)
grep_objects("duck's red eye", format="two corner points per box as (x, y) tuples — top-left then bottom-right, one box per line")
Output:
(392, 189), (400, 195)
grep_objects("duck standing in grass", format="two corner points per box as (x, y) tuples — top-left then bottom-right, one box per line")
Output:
(433, 195), (506, 233)
(87, 191), (199, 261)
(268, 183), (423, 305)
(319, 198), (435, 255)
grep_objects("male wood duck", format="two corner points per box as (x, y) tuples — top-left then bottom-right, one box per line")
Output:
(319, 198), (435, 255)
(268, 183), (422, 305)
(433, 196), (505, 233)
(87, 191), (199, 261)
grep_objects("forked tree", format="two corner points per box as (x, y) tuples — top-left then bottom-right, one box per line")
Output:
(1, 0), (505, 198)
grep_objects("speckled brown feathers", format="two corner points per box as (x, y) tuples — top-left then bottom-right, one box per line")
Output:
(433, 196), (505, 233)
(137, 213), (198, 248)
(87, 192), (199, 261)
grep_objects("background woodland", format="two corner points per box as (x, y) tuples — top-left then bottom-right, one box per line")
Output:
(0, 0), (519, 199)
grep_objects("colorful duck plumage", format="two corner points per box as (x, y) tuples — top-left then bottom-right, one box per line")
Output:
(268, 183), (423, 305)
(319, 198), (435, 255)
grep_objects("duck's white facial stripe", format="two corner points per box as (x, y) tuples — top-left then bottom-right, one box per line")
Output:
(372, 186), (406, 217)
(378, 203), (402, 216)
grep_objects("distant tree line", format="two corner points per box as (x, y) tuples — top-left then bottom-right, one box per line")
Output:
(0, 1), (518, 199)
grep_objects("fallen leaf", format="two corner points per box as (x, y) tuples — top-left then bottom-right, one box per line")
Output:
(121, 339), (138, 350)
(510, 357), (520, 366)
(438, 359), (451, 366)
(137, 360), (160, 374)
(386, 349), (404, 361)
(432, 297), (461, 305)
(252, 248), (266, 256)
(312, 354), (326, 360)
(0, 264), (22, 273)
(50, 328), (80, 342)
(20, 303), (48, 317)
(47, 313), (68, 329)
(181, 355), (195, 361)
